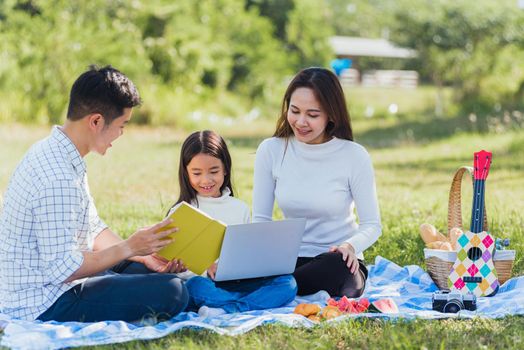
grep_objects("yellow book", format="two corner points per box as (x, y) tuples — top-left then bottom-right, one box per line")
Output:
(157, 202), (226, 275)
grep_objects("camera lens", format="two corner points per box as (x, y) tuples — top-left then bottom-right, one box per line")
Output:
(443, 299), (464, 313)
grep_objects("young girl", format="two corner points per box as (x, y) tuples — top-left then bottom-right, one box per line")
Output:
(168, 130), (297, 317)
(253, 68), (382, 298)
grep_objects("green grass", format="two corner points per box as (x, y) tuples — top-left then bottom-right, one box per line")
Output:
(77, 317), (524, 350)
(345, 85), (455, 121)
(1, 119), (523, 349)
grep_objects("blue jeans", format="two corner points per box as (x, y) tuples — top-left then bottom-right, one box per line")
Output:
(185, 275), (297, 313)
(37, 261), (188, 323)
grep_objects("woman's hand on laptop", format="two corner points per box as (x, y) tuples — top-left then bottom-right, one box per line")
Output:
(329, 243), (359, 274)
(206, 262), (218, 280)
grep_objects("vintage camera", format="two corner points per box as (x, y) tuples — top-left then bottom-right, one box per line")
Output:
(432, 291), (477, 313)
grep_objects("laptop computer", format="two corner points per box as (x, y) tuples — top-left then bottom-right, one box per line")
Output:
(213, 218), (306, 282)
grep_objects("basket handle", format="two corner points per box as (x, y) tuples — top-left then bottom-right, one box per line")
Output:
(447, 166), (489, 234)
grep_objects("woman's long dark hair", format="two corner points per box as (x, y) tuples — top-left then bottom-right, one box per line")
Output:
(274, 67), (353, 141)
(167, 130), (233, 215)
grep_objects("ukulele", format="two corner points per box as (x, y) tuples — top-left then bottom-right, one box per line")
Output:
(448, 150), (499, 297)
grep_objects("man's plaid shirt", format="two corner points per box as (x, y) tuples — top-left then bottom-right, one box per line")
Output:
(0, 127), (107, 320)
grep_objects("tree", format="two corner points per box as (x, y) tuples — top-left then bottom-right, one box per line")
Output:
(1, 0), (150, 123)
(138, 0), (290, 102)
(247, 0), (334, 70)
(286, 0), (334, 69)
(326, 0), (396, 39)
(391, 0), (524, 114)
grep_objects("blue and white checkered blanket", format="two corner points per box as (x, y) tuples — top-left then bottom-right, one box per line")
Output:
(1, 256), (523, 350)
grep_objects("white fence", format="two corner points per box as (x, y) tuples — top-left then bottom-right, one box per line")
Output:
(340, 69), (418, 89)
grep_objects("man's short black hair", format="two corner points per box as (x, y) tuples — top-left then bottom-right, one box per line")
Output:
(67, 65), (141, 124)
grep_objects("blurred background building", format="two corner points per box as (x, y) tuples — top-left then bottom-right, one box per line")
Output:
(330, 36), (418, 88)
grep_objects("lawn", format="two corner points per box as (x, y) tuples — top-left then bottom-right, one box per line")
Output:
(0, 116), (523, 349)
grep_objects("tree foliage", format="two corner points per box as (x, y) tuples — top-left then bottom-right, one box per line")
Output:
(1, 0), (151, 123)
(1, 0), (523, 124)
(0, 0), (331, 124)
(325, 0), (524, 115)
(390, 0), (524, 113)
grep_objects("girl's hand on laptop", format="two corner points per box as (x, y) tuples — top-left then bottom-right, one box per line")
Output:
(206, 262), (218, 280)
(329, 243), (359, 274)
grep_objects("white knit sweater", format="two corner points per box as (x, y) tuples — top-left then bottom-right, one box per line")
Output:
(252, 136), (381, 259)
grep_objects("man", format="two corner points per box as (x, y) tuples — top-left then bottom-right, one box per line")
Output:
(0, 65), (188, 322)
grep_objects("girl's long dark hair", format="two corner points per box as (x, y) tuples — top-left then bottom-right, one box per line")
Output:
(167, 130), (233, 215)
(274, 67), (353, 141)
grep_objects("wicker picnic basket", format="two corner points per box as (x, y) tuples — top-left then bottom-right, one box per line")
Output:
(424, 166), (515, 290)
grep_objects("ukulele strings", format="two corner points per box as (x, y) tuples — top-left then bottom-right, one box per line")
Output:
(472, 154), (489, 233)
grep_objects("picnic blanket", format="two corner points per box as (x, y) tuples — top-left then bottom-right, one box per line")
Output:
(1, 255), (523, 350)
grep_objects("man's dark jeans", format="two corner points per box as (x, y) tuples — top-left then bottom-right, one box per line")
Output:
(37, 261), (188, 323)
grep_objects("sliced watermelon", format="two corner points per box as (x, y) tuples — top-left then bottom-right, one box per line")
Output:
(356, 298), (370, 313)
(327, 298), (338, 307)
(368, 298), (399, 313)
(337, 296), (352, 312)
(325, 296), (371, 314)
(346, 300), (360, 314)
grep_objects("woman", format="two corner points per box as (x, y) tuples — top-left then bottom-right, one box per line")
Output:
(252, 67), (381, 297)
